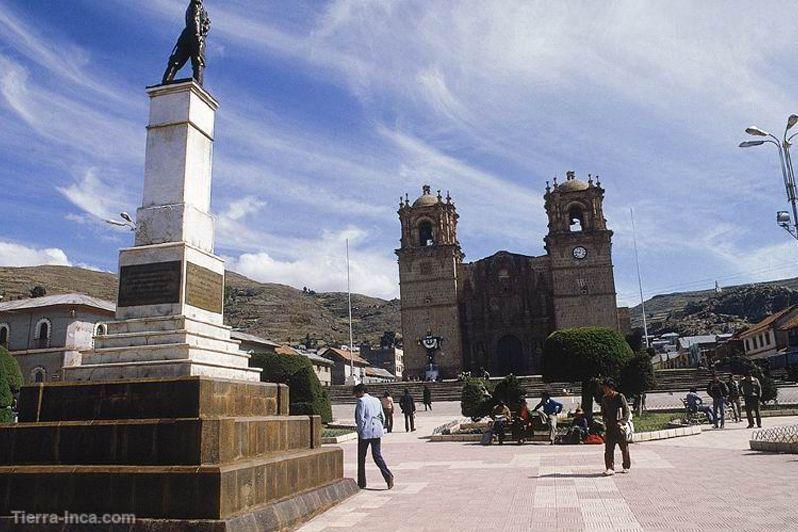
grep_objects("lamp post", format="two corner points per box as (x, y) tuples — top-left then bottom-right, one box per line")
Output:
(739, 115), (798, 241)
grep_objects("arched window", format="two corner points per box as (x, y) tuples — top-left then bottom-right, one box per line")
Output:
(32, 367), (46, 383)
(95, 323), (108, 337)
(0, 324), (8, 347)
(568, 206), (584, 232)
(418, 221), (434, 246)
(34, 318), (51, 349)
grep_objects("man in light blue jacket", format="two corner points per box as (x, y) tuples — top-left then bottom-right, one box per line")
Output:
(354, 384), (394, 490)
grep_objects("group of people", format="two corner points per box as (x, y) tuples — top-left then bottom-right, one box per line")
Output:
(353, 371), (768, 489)
(379, 386), (433, 434)
(684, 371), (763, 429)
(490, 379), (632, 475)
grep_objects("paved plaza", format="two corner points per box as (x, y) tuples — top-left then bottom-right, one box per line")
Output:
(301, 402), (798, 531)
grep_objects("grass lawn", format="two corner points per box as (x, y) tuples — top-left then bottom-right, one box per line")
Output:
(633, 412), (680, 432)
(322, 428), (356, 438)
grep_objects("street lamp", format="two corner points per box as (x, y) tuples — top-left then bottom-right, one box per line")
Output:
(739, 116), (798, 241)
(104, 212), (137, 231)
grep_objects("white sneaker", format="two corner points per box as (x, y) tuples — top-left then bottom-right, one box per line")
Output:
(620, 469), (630, 474)
(603, 469), (615, 476)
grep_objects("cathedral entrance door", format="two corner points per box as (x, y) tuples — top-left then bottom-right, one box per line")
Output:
(495, 335), (526, 376)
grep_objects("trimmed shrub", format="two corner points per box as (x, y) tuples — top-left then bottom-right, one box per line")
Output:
(0, 356), (12, 424)
(543, 327), (634, 417)
(620, 352), (657, 415)
(249, 352), (332, 423)
(620, 352), (657, 396)
(0, 347), (22, 393)
(491, 374), (527, 411)
(460, 377), (493, 421)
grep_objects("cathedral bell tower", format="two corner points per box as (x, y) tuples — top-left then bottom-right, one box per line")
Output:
(396, 185), (464, 379)
(544, 171), (619, 331)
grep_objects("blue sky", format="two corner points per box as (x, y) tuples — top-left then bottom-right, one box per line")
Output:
(2, 1), (798, 306)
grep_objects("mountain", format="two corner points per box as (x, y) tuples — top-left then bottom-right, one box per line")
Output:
(0, 265), (400, 347)
(630, 277), (798, 336)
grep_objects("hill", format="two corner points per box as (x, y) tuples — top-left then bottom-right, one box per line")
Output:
(0, 265), (400, 347)
(631, 277), (798, 336)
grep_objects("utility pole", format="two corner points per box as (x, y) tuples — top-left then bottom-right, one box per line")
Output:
(630, 208), (649, 348)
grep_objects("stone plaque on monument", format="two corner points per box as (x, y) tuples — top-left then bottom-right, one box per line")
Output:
(117, 260), (182, 307)
(186, 261), (224, 313)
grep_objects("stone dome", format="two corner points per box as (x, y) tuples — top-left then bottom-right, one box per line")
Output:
(557, 171), (590, 192)
(557, 178), (590, 192)
(412, 185), (440, 207)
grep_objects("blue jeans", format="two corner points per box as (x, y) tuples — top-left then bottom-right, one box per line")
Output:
(358, 438), (393, 488)
(712, 398), (725, 428)
(696, 405), (714, 424)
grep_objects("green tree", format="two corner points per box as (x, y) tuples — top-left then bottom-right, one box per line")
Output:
(460, 377), (493, 421)
(0, 347), (23, 393)
(0, 356), (12, 424)
(491, 374), (527, 411)
(619, 352), (657, 415)
(542, 327), (633, 418)
(249, 352), (332, 423)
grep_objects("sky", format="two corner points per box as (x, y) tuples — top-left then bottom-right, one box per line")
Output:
(1, 0), (798, 306)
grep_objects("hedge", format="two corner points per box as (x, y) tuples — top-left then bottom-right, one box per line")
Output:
(0, 347), (22, 393)
(0, 354), (12, 424)
(249, 352), (332, 423)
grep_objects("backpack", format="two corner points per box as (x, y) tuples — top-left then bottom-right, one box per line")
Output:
(584, 434), (604, 445)
(480, 430), (494, 446)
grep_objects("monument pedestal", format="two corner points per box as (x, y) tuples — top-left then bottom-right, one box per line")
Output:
(0, 377), (357, 530)
(0, 80), (357, 530)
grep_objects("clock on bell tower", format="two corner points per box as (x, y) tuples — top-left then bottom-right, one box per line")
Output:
(544, 171), (619, 331)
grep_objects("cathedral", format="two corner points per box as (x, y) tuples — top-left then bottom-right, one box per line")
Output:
(396, 171), (629, 379)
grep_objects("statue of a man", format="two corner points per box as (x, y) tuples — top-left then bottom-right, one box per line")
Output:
(162, 0), (211, 86)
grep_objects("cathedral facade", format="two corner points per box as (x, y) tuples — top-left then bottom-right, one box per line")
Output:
(396, 172), (627, 379)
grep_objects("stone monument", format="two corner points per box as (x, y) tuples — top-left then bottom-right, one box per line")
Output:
(63, 80), (262, 383)
(0, 5), (357, 528)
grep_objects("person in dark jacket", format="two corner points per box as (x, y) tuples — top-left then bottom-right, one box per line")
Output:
(422, 385), (432, 411)
(600, 378), (631, 475)
(706, 374), (729, 429)
(740, 371), (762, 428)
(726, 374), (742, 423)
(399, 389), (417, 432)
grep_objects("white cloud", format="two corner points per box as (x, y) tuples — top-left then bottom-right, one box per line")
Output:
(0, 240), (71, 267)
(227, 228), (398, 299)
(57, 169), (134, 223)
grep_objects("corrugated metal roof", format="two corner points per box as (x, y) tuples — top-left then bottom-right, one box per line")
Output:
(300, 352), (334, 366)
(230, 331), (282, 348)
(364, 367), (395, 378)
(677, 335), (718, 349)
(0, 293), (115, 314)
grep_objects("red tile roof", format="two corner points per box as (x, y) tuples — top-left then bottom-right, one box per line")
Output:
(737, 306), (798, 338)
(321, 347), (370, 366)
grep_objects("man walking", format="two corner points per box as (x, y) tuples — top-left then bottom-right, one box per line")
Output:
(422, 385), (433, 411)
(353, 384), (394, 490)
(532, 392), (564, 445)
(727, 374), (742, 423)
(741, 371), (762, 428)
(600, 378), (631, 476)
(381, 391), (395, 433)
(400, 389), (416, 432)
(706, 374), (729, 429)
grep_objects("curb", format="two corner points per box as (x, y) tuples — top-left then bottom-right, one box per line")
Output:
(322, 432), (358, 444)
(632, 425), (702, 442)
(749, 440), (798, 453)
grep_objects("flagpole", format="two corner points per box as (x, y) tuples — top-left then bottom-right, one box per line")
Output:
(630, 208), (650, 348)
(346, 238), (355, 383)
